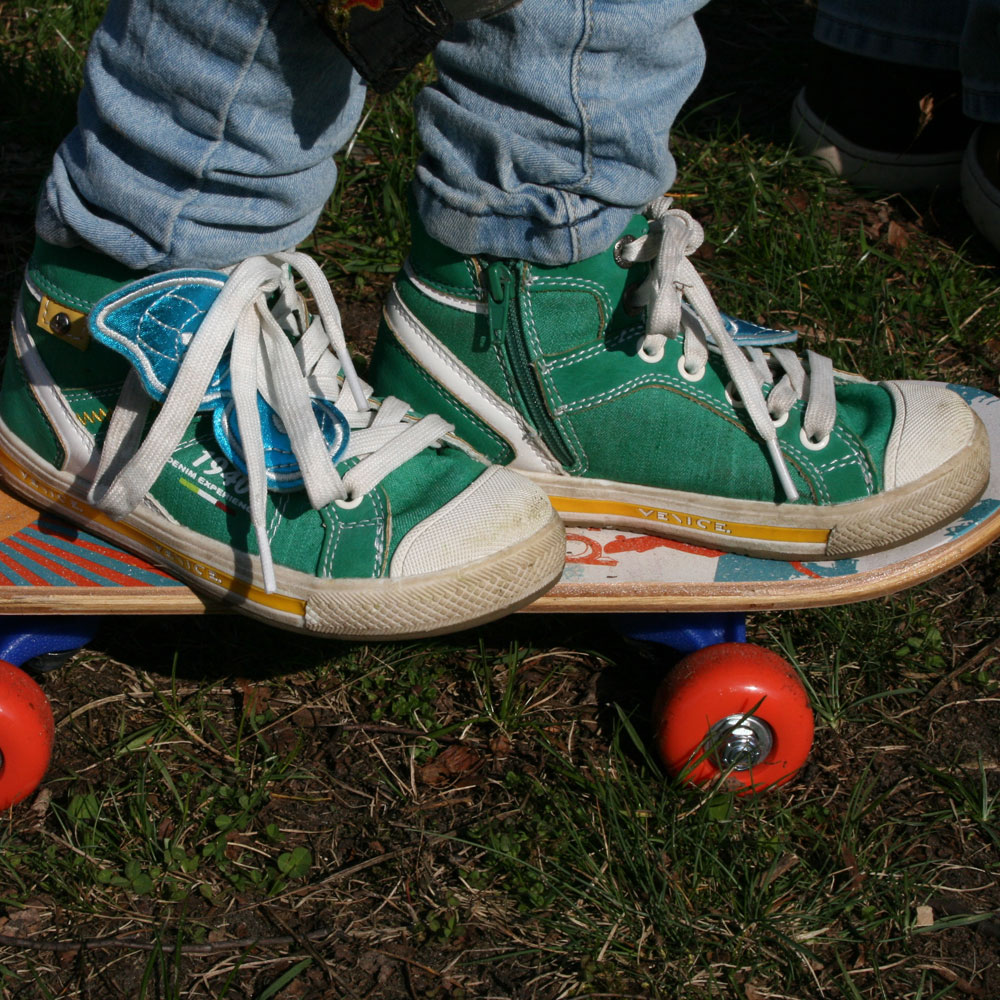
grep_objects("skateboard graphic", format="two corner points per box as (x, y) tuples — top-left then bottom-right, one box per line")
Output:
(1, 383), (998, 804)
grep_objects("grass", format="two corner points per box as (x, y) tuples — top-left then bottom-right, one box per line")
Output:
(1, 0), (999, 997)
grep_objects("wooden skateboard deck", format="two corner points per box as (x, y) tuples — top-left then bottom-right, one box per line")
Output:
(0, 383), (998, 617)
(0, 496), (211, 615)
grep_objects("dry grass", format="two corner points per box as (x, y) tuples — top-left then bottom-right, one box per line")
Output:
(1, 1), (999, 997)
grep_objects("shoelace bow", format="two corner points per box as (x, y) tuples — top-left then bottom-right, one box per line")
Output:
(88, 252), (452, 593)
(619, 196), (839, 502)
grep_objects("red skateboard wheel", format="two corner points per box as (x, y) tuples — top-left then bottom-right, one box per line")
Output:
(654, 643), (814, 792)
(0, 659), (55, 810)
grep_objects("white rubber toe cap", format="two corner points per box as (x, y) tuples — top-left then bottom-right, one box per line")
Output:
(389, 465), (558, 577)
(882, 381), (977, 490)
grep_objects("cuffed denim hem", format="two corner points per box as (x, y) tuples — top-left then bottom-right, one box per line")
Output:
(37, 153), (343, 272)
(413, 178), (640, 265)
(964, 88), (1000, 124)
(961, 2), (1000, 123)
(37, 0), (365, 272)
(813, 11), (962, 71)
(414, 0), (705, 265)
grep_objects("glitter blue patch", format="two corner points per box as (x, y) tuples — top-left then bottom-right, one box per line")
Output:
(91, 270), (227, 404)
(720, 312), (799, 347)
(89, 271), (349, 491)
(212, 376), (349, 492)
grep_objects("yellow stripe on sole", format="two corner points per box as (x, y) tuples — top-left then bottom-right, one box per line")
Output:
(0, 450), (307, 617)
(548, 494), (831, 545)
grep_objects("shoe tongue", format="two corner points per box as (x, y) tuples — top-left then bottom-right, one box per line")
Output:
(89, 270), (350, 492)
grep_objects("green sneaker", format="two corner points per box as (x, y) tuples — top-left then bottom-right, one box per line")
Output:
(1, 240), (565, 638)
(372, 198), (989, 559)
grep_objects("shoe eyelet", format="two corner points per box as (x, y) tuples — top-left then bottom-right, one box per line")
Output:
(639, 341), (665, 364)
(677, 355), (706, 382)
(799, 427), (830, 451)
(770, 410), (789, 429)
(335, 494), (365, 509)
(614, 234), (636, 268)
(725, 380), (744, 409)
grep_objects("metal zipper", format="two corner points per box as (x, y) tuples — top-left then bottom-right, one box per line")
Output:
(487, 261), (574, 468)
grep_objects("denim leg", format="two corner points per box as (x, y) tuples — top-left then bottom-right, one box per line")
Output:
(36, 0), (366, 271)
(962, 1), (1000, 122)
(813, 0), (968, 70)
(414, 0), (709, 265)
(814, 1), (1000, 123)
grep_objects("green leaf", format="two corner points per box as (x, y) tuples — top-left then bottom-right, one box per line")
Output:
(707, 795), (734, 821)
(276, 847), (312, 879)
(130, 873), (154, 895)
(122, 725), (161, 752)
(255, 958), (313, 1000)
(67, 793), (101, 823)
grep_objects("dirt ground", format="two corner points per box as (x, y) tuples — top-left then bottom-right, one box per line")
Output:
(1, 2), (999, 997)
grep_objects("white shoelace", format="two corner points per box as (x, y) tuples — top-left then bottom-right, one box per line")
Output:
(88, 252), (452, 593)
(619, 196), (839, 502)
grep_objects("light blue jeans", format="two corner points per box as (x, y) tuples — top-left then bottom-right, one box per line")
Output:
(815, 0), (1000, 122)
(37, 0), (708, 271)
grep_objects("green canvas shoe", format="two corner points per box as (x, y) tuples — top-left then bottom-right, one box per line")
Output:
(372, 197), (989, 560)
(0, 240), (565, 638)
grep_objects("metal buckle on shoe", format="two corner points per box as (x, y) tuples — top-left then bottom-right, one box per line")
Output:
(37, 296), (89, 350)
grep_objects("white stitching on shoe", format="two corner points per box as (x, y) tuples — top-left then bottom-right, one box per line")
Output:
(384, 291), (561, 474)
(405, 260), (485, 313)
(12, 301), (99, 478)
(521, 270), (587, 475)
(87, 254), (453, 594)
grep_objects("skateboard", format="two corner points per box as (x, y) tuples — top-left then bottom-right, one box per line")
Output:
(1, 383), (998, 804)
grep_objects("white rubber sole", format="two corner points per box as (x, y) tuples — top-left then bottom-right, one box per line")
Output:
(524, 413), (990, 560)
(0, 425), (566, 640)
(791, 89), (963, 192)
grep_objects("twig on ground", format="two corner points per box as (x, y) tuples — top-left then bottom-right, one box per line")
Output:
(0, 929), (333, 956)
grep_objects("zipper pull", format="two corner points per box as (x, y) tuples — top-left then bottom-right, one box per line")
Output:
(486, 262), (515, 348)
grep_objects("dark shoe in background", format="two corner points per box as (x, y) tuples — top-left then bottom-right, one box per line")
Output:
(791, 42), (973, 191)
(792, 42), (1000, 252)
(961, 125), (1000, 251)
